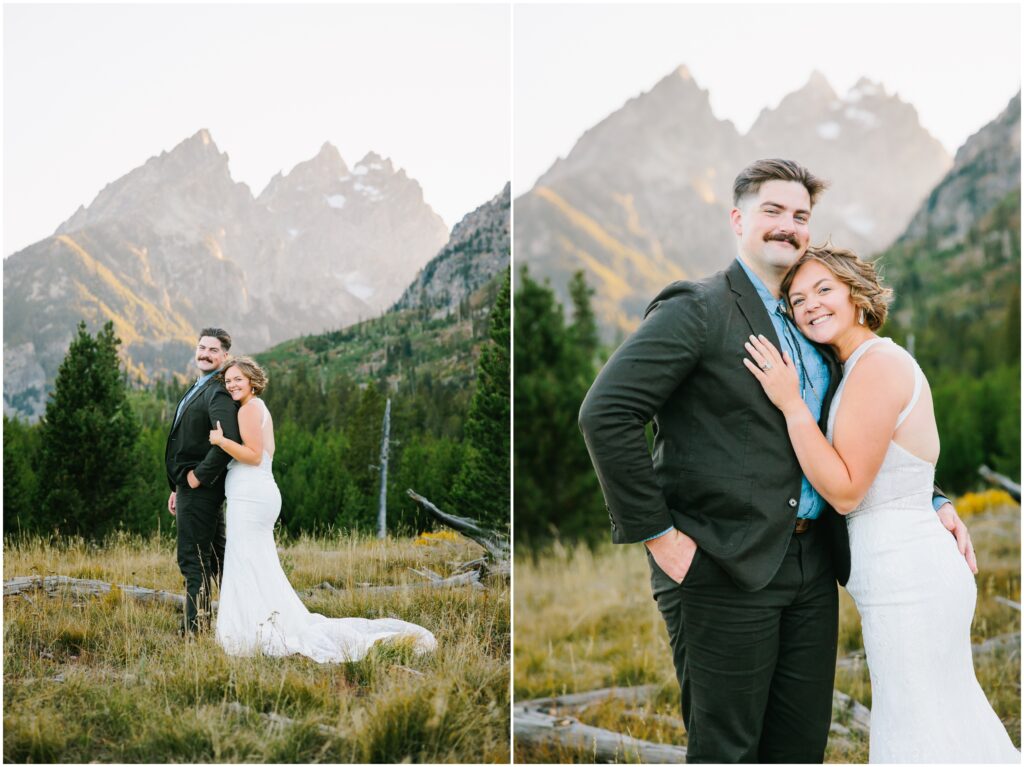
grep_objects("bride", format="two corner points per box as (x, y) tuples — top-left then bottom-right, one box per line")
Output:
(743, 244), (1018, 763)
(208, 355), (437, 663)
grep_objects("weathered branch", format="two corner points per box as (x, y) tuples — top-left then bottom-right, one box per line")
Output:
(515, 684), (873, 763)
(993, 596), (1022, 612)
(514, 705), (688, 763)
(978, 465), (1022, 502)
(301, 571), (483, 596)
(515, 686), (686, 762)
(832, 689), (871, 736)
(3, 575), (187, 609)
(406, 489), (510, 569)
(973, 631), (1021, 656)
(523, 684), (660, 713)
(4, 570), (484, 609)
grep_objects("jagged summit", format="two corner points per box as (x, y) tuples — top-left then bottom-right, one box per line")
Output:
(646, 63), (710, 104)
(162, 128), (226, 162)
(6, 131), (456, 418)
(847, 77), (885, 100)
(394, 182), (510, 315)
(315, 141), (345, 164)
(517, 69), (956, 341)
(354, 151), (394, 173)
(790, 69), (839, 102)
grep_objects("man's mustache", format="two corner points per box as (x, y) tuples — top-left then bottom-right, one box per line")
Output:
(765, 232), (799, 248)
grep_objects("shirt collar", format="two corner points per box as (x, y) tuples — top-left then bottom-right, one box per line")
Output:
(193, 370), (217, 388)
(737, 258), (786, 314)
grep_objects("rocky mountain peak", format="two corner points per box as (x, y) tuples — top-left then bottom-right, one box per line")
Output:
(643, 63), (713, 110)
(55, 127), (244, 238)
(158, 128), (230, 172)
(313, 141), (347, 171)
(900, 89), (1020, 246)
(804, 69), (838, 98)
(847, 77), (885, 101)
(353, 152), (395, 176)
(393, 182), (510, 315)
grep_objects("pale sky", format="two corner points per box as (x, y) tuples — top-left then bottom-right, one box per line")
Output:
(3, 3), (512, 256)
(515, 3), (1021, 196)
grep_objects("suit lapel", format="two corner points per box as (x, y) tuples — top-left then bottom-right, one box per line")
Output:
(171, 376), (213, 434)
(726, 259), (782, 349)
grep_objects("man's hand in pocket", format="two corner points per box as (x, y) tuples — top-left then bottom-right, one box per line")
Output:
(645, 528), (699, 584)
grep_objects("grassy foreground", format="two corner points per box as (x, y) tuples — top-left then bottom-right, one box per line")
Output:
(514, 502), (1021, 763)
(4, 531), (509, 763)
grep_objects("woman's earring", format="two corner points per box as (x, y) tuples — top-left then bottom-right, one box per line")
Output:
(858, 309), (866, 325)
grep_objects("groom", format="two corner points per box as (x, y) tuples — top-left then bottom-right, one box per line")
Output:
(165, 327), (241, 636)
(579, 159), (975, 763)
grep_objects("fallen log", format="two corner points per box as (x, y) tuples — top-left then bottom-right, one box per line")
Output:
(515, 685), (685, 762)
(515, 684), (872, 763)
(993, 596), (1021, 612)
(978, 465), (1022, 502)
(523, 684), (660, 713)
(514, 706), (688, 763)
(832, 689), (871, 736)
(406, 489), (510, 577)
(973, 631), (1021, 656)
(301, 570), (483, 596)
(3, 575), (186, 609)
(4, 570), (484, 610)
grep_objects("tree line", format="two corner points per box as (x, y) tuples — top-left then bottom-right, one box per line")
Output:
(4, 272), (510, 540)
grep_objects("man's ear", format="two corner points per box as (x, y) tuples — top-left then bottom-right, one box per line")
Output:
(730, 207), (743, 236)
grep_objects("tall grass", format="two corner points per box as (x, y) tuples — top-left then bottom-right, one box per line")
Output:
(514, 505), (1021, 763)
(4, 531), (509, 763)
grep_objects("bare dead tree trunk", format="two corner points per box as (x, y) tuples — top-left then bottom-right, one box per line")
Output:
(377, 397), (391, 539)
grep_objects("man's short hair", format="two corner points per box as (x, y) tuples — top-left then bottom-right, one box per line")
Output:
(733, 159), (829, 207)
(198, 327), (232, 352)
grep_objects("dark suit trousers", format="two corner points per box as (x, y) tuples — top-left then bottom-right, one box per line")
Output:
(649, 523), (838, 763)
(175, 484), (226, 633)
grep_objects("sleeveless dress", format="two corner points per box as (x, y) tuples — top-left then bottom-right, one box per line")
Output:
(215, 398), (437, 662)
(828, 338), (1018, 763)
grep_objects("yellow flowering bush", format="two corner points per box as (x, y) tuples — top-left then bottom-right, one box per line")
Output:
(955, 489), (1020, 518)
(413, 529), (463, 546)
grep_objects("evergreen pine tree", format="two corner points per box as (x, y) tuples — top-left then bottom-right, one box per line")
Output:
(513, 269), (607, 548)
(451, 271), (511, 526)
(3, 415), (40, 536)
(36, 321), (147, 537)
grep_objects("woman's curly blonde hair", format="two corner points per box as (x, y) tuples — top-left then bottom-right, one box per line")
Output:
(781, 243), (893, 331)
(220, 355), (269, 396)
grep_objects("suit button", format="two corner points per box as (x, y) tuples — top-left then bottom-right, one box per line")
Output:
(788, 498), (798, 507)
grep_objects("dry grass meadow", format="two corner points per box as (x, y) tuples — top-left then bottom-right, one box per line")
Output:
(3, 531), (509, 763)
(513, 496), (1021, 763)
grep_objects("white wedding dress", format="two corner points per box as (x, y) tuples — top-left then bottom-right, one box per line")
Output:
(829, 338), (1018, 763)
(215, 398), (437, 662)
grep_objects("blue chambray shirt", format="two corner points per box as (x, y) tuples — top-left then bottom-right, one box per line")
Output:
(173, 370), (217, 426)
(738, 258), (830, 520)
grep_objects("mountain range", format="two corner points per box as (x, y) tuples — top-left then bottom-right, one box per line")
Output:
(880, 90), (1020, 376)
(4, 130), (506, 418)
(394, 183), (511, 316)
(515, 67), (955, 338)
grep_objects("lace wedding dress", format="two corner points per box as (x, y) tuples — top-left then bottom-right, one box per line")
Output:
(829, 338), (1018, 763)
(215, 398), (437, 662)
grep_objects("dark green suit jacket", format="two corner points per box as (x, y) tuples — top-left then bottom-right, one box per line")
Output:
(164, 376), (241, 493)
(580, 259), (850, 591)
